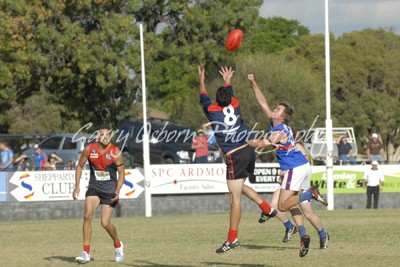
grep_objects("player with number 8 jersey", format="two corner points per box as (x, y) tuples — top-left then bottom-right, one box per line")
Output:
(197, 66), (277, 254)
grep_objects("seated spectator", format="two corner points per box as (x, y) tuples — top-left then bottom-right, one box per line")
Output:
(336, 135), (356, 165)
(64, 160), (75, 170)
(15, 154), (32, 171)
(366, 133), (386, 164)
(45, 152), (63, 170)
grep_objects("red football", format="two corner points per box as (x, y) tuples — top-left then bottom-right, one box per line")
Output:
(225, 29), (243, 52)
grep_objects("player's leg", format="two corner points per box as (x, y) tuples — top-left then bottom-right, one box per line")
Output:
(242, 185), (276, 222)
(76, 195), (100, 263)
(216, 178), (244, 253)
(268, 188), (298, 242)
(300, 201), (329, 249)
(241, 146), (276, 222)
(279, 165), (327, 211)
(100, 197), (124, 262)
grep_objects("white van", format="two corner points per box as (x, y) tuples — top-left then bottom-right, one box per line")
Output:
(301, 127), (364, 165)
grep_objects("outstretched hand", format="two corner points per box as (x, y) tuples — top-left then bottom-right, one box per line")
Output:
(198, 65), (205, 81)
(219, 66), (234, 84)
(247, 73), (256, 84)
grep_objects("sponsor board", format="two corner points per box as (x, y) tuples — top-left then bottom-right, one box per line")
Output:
(150, 163), (281, 194)
(311, 165), (400, 194)
(9, 169), (144, 202)
(150, 164), (400, 195)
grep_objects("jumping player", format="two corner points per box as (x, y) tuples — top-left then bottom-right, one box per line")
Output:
(72, 125), (125, 263)
(247, 73), (329, 257)
(198, 66), (277, 254)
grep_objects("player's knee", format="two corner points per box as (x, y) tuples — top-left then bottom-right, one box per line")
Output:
(277, 202), (288, 212)
(101, 220), (111, 229)
(83, 213), (93, 222)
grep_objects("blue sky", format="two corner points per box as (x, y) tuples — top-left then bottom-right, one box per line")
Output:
(259, 0), (400, 36)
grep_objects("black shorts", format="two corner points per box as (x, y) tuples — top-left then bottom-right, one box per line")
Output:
(225, 145), (255, 180)
(85, 188), (118, 208)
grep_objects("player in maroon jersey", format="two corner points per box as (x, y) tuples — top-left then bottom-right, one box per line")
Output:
(72, 125), (125, 263)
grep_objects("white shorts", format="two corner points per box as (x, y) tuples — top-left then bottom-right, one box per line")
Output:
(280, 162), (311, 192)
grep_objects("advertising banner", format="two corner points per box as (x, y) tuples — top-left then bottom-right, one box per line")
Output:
(150, 163), (281, 194)
(311, 165), (400, 194)
(150, 163), (400, 195)
(8, 169), (144, 202)
(7, 164), (400, 201)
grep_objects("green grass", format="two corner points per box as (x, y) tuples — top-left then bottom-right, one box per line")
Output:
(2, 209), (400, 266)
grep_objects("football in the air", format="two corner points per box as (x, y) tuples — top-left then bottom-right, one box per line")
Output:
(225, 29), (243, 52)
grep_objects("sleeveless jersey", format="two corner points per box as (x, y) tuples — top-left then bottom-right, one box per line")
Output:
(87, 142), (119, 193)
(200, 84), (255, 154)
(269, 122), (308, 170)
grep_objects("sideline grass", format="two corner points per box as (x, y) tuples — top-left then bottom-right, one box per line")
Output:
(1, 209), (400, 266)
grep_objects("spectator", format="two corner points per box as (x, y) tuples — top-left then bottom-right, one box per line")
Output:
(202, 122), (217, 146)
(336, 135), (356, 165)
(64, 160), (76, 170)
(191, 129), (209, 163)
(45, 152), (63, 170)
(33, 144), (47, 171)
(15, 154), (32, 171)
(366, 133), (386, 164)
(362, 161), (384, 209)
(0, 141), (14, 171)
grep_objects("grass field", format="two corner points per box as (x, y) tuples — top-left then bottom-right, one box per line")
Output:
(2, 208), (400, 266)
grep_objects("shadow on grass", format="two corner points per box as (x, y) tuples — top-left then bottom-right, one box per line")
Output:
(133, 261), (193, 266)
(43, 256), (79, 263)
(242, 244), (297, 250)
(203, 263), (270, 267)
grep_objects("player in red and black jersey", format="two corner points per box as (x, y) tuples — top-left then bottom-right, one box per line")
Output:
(198, 66), (277, 254)
(72, 125), (125, 263)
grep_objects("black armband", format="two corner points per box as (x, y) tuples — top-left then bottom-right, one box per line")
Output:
(116, 162), (125, 167)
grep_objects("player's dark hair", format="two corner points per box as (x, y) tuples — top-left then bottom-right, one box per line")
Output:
(216, 87), (231, 107)
(279, 102), (294, 124)
(96, 124), (111, 131)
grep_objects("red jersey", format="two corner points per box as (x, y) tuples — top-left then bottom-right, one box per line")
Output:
(87, 142), (119, 194)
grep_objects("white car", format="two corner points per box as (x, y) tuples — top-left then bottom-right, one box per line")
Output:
(23, 133), (93, 170)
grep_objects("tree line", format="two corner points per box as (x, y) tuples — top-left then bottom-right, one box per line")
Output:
(0, 0), (399, 160)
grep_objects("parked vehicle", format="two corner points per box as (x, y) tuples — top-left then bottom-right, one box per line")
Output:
(22, 133), (93, 169)
(302, 127), (363, 165)
(117, 118), (222, 165)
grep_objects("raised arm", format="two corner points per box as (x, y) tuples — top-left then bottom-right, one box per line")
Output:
(198, 65), (206, 93)
(247, 74), (273, 119)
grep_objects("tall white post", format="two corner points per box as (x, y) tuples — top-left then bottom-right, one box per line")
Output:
(140, 24), (152, 217)
(325, 0), (334, 210)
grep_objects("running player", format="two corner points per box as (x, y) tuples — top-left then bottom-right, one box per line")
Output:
(198, 66), (277, 254)
(247, 74), (329, 257)
(72, 125), (125, 263)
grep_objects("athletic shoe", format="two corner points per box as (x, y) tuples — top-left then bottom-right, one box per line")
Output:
(216, 239), (240, 254)
(115, 241), (124, 262)
(320, 233), (330, 249)
(299, 234), (310, 257)
(309, 186), (328, 206)
(76, 251), (90, 263)
(283, 225), (298, 243)
(258, 208), (278, 223)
